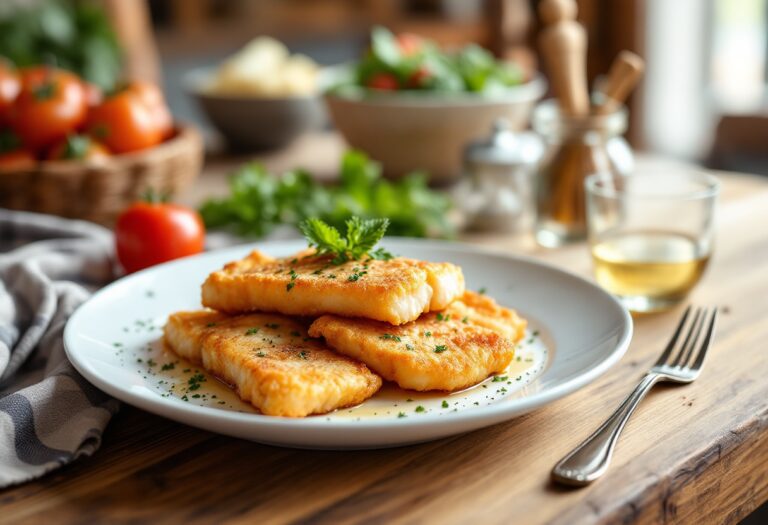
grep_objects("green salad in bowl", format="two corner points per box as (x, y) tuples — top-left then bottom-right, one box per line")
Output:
(323, 28), (544, 182)
(350, 26), (525, 94)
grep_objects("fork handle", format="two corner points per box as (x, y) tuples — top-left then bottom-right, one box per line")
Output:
(551, 372), (661, 486)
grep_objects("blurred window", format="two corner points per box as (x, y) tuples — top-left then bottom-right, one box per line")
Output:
(711, 0), (768, 112)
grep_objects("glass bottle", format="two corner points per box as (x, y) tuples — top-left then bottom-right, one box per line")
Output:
(532, 99), (633, 247)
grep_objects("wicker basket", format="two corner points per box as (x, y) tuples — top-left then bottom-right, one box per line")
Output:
(0, 124), (203, 224)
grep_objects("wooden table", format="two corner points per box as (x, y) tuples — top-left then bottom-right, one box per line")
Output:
(2, 136), (767, 524)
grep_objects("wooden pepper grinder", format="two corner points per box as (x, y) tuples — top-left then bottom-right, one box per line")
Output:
(538, 0), (590, 117)
(593, 51), (645, 115)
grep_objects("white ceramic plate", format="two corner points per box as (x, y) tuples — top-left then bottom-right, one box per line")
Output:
(64, 239), (632, 449)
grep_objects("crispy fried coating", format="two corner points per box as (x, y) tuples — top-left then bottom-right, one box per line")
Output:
(164, 310), (382, 416)
(201, 250), (464, 325)
(308, 292), (526, 392)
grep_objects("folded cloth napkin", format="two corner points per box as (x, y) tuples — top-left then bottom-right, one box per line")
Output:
(0, 209), (119, 488)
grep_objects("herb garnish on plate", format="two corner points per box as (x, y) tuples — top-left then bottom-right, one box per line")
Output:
(299, 216), (393, 265)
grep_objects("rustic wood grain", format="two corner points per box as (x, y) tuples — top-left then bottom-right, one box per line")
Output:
(2, 149), (767, 524)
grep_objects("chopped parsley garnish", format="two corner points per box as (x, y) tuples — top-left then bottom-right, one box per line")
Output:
(256, 351), (266, 357)
(398, 412), (407, 418)
(380, 333), (401, 342)
(146, 359), (157, 367)
(405, 344), (414, 350)
(286, 282), (296, 291)
(532, 330), (540, 337)
(492, 376), (508, 382)
(434, 345), (447, 353)
(441, 400), (449, 408)
(478, 287), (487, 295)
(299, 217), (393, 265)
(161, 363), (175, 371)
(265, 323), (280, 329)
(298, 351), (309, 360)
(187, 373), (206, 391)
(415, 405), (426, 413)
(461, 316), (469, 324)
(245, 327), (260, 335)
(423, 331), (432, 337)
(206, 322), (217, 328)
(436, 313), (450, 322)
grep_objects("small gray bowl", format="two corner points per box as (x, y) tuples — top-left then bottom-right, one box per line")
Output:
(184, 67), (326, 151)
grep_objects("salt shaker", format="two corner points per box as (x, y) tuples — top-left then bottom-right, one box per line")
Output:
(460, 119), (543, 232)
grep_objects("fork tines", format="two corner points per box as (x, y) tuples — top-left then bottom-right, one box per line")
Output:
(655, 306), (718, 370)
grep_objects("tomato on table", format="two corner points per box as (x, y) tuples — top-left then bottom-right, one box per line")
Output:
(47, 134), (110, 161)
(10, 66), (87, 151)
(115, 198), (205, 273)
(0, 60), (20, 124)
(87, 82), (172, 153)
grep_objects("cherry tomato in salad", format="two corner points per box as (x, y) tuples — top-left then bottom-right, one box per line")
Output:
(10, 66), (87, 151)
(407, 66), (432, 89)
(396, 33), (423, 57)
(367, 73), (399, 91)
(115, 199), (205, 273)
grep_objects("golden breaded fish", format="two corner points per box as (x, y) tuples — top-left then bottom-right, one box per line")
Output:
(201, 250), (465, 325)
(164, 310), (382, 417)
(308, 291), (526, 392)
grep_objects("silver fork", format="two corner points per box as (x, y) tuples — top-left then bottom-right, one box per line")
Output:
(551, 306), (718, 487)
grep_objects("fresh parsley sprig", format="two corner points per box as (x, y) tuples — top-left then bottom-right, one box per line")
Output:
(299, 217), (394, 264)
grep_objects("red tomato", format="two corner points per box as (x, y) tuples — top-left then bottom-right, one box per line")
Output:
(128, 81), (173, 138)
(47, 134), (111, 161)
(115, 200), (205, 273)
(82, 81), (103, 107)
(407, 66), (432, 89)
(0, 129), (34, 170)
(0, 149), (35, 171)
(11, 66), (87, 151)
(367, 73), (399, 91)
(87, 82), (172, 153)
(396, 33), (423, 57)
(0, 60), (20, 124)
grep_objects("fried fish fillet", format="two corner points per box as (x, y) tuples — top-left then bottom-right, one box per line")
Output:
(308, 291), (526, 392)
(164, 310), (382, 417)
(201, 249), (465, 325)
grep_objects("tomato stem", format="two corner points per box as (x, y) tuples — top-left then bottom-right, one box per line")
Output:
(142, 188), (170, 204)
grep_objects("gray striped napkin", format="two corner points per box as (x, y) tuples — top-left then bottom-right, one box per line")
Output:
(0, 209), (119, 487)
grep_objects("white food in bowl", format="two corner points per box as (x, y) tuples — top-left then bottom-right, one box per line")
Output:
(208, 37), (319, 97)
